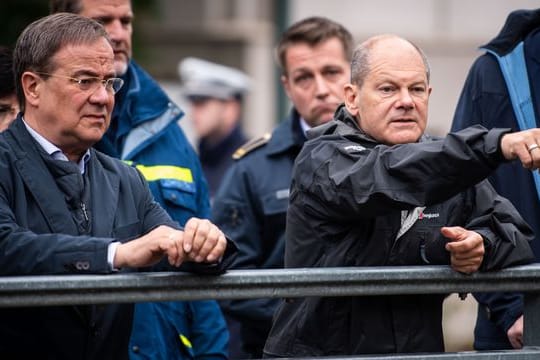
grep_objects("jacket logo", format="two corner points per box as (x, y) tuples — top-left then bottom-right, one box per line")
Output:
(419, 211), (439, 220)
(343, 145), (366, 152)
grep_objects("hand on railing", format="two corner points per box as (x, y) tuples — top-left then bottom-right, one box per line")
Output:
(442, 226), (485, 274)
(507, 314), (524, 349)
(113, 218), (227, 268)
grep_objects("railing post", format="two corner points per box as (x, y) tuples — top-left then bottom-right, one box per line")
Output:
(524, 292), (540, 346)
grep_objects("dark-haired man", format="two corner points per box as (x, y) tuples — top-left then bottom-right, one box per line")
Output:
(49, 1), (231, 358)
(0, 12), (231, 359)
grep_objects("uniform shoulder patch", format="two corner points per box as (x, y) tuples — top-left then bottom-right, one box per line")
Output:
(232, 132), (271, 160)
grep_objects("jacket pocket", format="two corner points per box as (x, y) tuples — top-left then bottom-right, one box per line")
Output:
(261, 188), (289, 216)
(159, 179), (197, 214)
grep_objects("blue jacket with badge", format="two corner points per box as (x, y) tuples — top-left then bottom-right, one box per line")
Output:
(451, 9), (540, 350)
(95, 60), (211, 224)
(212, 109), (305, 357)
(94, 60), (227, 360)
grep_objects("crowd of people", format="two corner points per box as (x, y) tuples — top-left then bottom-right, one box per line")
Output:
(0, 1), (539, 359)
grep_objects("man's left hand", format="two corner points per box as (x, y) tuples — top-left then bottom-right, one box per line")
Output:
(181, 217), (227, 263)
(441, 226), (485, 274)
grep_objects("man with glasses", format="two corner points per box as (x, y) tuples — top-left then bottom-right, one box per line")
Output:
(0, 46), (18, 132)
(0, 13), (233, 359)
(49, 1), (229, 359)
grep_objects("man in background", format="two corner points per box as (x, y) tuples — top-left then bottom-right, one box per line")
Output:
(50, 1), (229, 359)
(179, 57), (250, 198)
(212, 17), (354, 358)
(0, 46), (18, 131)
(451, 8), (540, 351)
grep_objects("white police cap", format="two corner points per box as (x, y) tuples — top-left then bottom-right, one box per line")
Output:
(178, 57), (251, 100)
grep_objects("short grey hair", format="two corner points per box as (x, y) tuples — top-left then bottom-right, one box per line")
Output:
(13, 12), (110, 111)
(350, 34), (431, 88)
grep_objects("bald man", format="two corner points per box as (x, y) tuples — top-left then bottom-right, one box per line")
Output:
(263, 34), (537, 357)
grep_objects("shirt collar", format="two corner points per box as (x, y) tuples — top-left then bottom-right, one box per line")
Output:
(22, 117), (91, 174)
(299, 117), (312, 136)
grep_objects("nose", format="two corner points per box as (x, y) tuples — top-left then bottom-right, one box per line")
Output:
(88, 82), (112, 105)
(397, 89), (414, 110)
(314, 74), (330, 99)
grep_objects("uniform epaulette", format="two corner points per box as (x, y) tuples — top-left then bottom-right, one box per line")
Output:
(232, 132), (271, 160)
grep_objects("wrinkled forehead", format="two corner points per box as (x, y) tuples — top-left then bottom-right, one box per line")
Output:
(50, 38), (115, 74)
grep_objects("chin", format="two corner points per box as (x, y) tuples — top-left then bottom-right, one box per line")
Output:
(115, 61), (129, 77)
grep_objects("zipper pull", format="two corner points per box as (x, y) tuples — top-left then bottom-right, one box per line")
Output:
(80, 202), (89, 222)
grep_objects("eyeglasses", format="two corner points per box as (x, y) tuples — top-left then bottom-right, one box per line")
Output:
(35, 72), (124, 94)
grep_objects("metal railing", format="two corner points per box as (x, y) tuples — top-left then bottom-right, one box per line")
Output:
(1, 264), (540, 359)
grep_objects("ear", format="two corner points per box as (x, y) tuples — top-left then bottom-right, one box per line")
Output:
(344, 83), (360, 116)
(21, 72), (42, 107)
(281, 75), (292, 99)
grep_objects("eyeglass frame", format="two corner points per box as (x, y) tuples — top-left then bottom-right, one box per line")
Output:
(33, 71), (124, 94)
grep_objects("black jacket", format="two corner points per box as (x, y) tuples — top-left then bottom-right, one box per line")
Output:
(264, 105), (534, 356)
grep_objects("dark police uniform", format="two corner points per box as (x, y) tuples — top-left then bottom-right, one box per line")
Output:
(212, 109), (306, 358)
(199, 124), (247, 198)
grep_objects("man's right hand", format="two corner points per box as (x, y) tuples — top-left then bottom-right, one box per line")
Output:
(500, 129), (540, 169)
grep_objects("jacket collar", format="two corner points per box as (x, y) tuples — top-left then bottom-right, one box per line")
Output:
(482, 9), (540, 56)
(6, 116), (119, 236)
(115, 60), (180, 127)
(199, 125), (246, 165)
(266, 108), (306, 156)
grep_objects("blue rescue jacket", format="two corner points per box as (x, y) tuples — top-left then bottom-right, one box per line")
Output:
(94, 60), (227, 359)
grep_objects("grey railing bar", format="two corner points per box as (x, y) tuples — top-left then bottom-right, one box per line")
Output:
(0, 264), (539, 307)
(270, 348), (540, 359)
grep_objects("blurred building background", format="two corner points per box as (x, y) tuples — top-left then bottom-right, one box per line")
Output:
(136, 0), (540, 141)
(2, 0), (539, 351)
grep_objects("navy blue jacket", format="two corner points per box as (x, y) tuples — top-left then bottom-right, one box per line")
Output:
(93, 60), (228, 359)
(451, 9), (540, 350)
(212, 110), (306, 357)
(0, 117), (178, 359)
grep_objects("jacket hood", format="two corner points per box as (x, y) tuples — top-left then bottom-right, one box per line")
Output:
(115, 60), (181, 127)
(482, 9), (540, 55)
